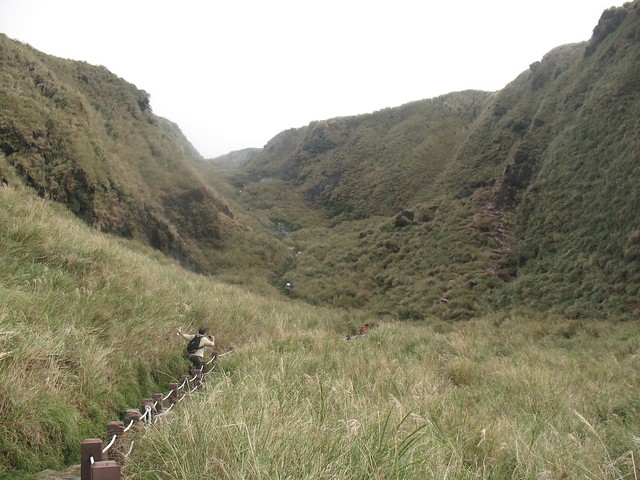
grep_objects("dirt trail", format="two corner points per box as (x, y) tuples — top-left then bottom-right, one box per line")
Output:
(34, 465), (80, 480)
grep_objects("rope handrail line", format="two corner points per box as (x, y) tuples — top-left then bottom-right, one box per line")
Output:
(203, 367), (216, 377)
(102, 434), (118, 454)
(140, 405), (152, 424)
(81, 345), (235, 479)
(123, 419), (135, 432)
(144, 405), (152, 424)
(156, 403), (174, 417)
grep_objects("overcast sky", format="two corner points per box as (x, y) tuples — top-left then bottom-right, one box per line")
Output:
(0, 0), (620, 158)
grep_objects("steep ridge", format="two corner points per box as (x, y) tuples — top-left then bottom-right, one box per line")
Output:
(217, 1), (640, 319)
(3, 4), (639, 477)
(1, 2), (639, 320)
(500, 2), (640, 317)
(227, 90), (491, 221)
(0, 34), (236, 273)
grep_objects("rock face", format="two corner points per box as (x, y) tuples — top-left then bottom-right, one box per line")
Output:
(585, 5), (629, 57)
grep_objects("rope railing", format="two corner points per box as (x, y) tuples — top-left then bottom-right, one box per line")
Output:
(155, 402), (175, 419)
(123, 419), (135, 433)
(142, 405), (152, 425)
(102, 434), (118, 454)
(80, 347), (234, 480)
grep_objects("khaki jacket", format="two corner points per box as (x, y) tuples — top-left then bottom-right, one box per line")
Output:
(180, 333), (215, 358)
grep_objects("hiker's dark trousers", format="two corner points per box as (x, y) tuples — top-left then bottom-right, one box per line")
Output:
(188, 354), (204, 371)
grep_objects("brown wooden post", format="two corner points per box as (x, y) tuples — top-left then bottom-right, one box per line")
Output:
(106, 421), (124, 461)
(152, 393), (164, 413)
(107, 421), (124, 438)
(124, 408), (141, 430)
(81, 438), (102, 480)
(168, 382), (179, 404)
(91, 460), (121, 480)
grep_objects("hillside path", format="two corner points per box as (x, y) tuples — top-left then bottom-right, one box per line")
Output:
(35, 465), (80, 480)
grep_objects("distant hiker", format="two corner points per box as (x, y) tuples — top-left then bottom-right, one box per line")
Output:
(176, 327), (216, 372)
(360, 324), (369, 335)
(284, 282), (292, 294)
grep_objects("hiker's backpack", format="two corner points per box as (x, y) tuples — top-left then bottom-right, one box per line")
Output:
(186, 335), (202, 354)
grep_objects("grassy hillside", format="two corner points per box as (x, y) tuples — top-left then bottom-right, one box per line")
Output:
(226, 90), (491, 222)
(0, 34), (244, 274)
(124, 314), (640, 479)
(2, 3), (639, 323)
(498, 2), (640, 318)
(2, 2), (640, 479)
(214, 1), (640, 320)
(211, 91), (510, 320)
(0, 184), (362, 478)
(2, 184), (639, 480)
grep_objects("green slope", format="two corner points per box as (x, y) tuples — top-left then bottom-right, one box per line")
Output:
(0, 184), (360, 477)
(0, 34), (237, 273)
(217, 1), (640, 320)
(2, 3), (640, 322)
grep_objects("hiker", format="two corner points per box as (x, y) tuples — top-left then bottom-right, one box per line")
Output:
(284, 282), (292, 294)
(360, 324), (369, 335)
(176, 327), (216, 372)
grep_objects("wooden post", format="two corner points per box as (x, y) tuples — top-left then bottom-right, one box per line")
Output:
(80, 438), (102, 480)
(124, 408), (141, 430)
(107, 421), (124, 438)
(168, 382), (179, 404)
(152, 393), (164, 413)
(106, 421), (124, 461)
(91, 460), (121, 480)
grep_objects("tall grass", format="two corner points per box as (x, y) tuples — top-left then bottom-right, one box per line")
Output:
(0, 186), (360, 478)
(2, 184), (640, 479)
(124, 314), (640, 479)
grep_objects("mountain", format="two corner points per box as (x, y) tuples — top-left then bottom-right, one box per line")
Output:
(214, 1), (640, 319)
(0, 33), (241, 273)
(1, 1), (640, 321)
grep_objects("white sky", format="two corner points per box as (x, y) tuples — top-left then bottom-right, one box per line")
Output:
(0, 0), (620, 158)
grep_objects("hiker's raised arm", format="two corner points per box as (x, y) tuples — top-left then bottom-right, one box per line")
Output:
(176, 328), (190, 339)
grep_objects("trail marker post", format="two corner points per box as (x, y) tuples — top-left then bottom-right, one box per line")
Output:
(80, 438), (102, 480)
